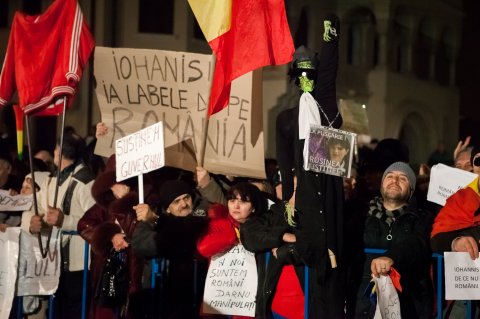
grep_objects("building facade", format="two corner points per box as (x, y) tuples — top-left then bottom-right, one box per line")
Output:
(0, 0), (463, 165)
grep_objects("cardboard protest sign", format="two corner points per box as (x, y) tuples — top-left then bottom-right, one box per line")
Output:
(115, 122), (165, 182)
(17, 228), (61, 296)
(427, 164), (477, 206)
(444, 252), (480, 300)
(202, 244), (257, 316)
(306, 126), (356, 178)
(338, 99), (370, 135)
(0, 227), (20, 319)
(0, 190), (32, 211)
(94, 47), (265, 179)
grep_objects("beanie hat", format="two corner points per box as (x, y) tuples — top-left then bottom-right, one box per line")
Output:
(158, 180), (193, 210)
(382, 161), (416, 192)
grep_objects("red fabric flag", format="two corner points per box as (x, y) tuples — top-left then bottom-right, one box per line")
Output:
(0, 0), (94, 115)
(189, 0), (294, 117)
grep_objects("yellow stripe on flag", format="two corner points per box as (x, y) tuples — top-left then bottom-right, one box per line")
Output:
(188, 0), (232, 42)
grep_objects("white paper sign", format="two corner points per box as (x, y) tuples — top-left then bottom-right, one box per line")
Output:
(202, 244), (257, 316)
(16, 228), (61, 296)
(373, 275), (401, 319)
(0, 190), (33, 211)
(445, 252), (480, 300)
(427, 164), (477, 206)
(115, 121), (165, 182)
(0, 227), (20, 319)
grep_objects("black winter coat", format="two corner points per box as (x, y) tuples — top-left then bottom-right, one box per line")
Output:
(132, 214), (209, 319)
(241, 202), (304, 319)
(355, 206), (433, 319)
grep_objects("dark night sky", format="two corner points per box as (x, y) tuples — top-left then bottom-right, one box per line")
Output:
(457, 0), (480, 145)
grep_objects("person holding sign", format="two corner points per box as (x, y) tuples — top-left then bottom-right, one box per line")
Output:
(197, 182), (268, 318)
(24, 133), (96, 319)
(77, 154), (159, 319)
(355, 162), (433, 318)
(131, 179), (210, 319)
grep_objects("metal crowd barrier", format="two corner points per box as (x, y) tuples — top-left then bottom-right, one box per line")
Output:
(15, 238), (472, 319)
(149, 250), (459, 319)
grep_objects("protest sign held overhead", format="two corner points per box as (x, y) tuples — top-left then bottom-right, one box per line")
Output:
(427, 164), (477, 206)
(306, 126), (356, 178)
(115, 122), (165, 182)
(94, 47), (266, 179)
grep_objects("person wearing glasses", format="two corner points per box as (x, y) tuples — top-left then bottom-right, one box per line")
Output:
(431, 145), (480, 256)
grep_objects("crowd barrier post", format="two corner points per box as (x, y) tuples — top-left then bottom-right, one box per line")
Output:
(45, 230), (89, 319)
(151, 258), (159, 288)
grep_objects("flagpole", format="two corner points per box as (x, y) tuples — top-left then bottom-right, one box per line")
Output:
(199, 116), (209, 167)
(25, 113), (49, 256)
(53, 96), (68, 207)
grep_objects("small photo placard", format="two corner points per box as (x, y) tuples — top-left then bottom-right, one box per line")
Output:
(306, 126), (356, 178)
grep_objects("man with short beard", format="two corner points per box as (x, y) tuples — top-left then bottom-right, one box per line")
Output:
(352, 162), (433, 318)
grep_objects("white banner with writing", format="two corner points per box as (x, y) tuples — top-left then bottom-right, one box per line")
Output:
(427, 164), (477, 206)
(445, 252), (480, 300)
(0, 227), (20, 319)
(202, 244), (257, 316)
(16, 228), (61, 296)
(115, 121), (165, 182)
(373, 275), (401, 319)
(0, 190), (33, 211)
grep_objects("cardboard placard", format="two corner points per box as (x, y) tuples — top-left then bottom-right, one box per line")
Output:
(94, 47), (265, 179)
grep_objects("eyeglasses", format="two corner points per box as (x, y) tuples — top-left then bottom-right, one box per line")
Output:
(474, 157), (480, 167)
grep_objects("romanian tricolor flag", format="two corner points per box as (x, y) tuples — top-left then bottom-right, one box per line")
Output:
(188, 0), (294, 117)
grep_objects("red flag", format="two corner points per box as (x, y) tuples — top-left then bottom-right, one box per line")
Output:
(0, 0), (94, 115)
(189, 0), (294, 117)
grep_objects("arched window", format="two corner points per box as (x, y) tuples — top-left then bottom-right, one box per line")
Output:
(345, 8), (376, 68)
(435, 29), (454, 86)
(412, 19), (432, 80)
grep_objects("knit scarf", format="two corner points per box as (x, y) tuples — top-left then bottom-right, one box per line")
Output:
(368, 196), (405, 226)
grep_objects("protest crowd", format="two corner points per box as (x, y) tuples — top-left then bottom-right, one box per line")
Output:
(0, 1), (479, 319)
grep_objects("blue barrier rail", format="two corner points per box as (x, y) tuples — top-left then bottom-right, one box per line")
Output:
(14, 236), (473, 319)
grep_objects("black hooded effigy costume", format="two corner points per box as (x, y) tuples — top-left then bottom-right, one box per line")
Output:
(276, 14), (346, 317)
